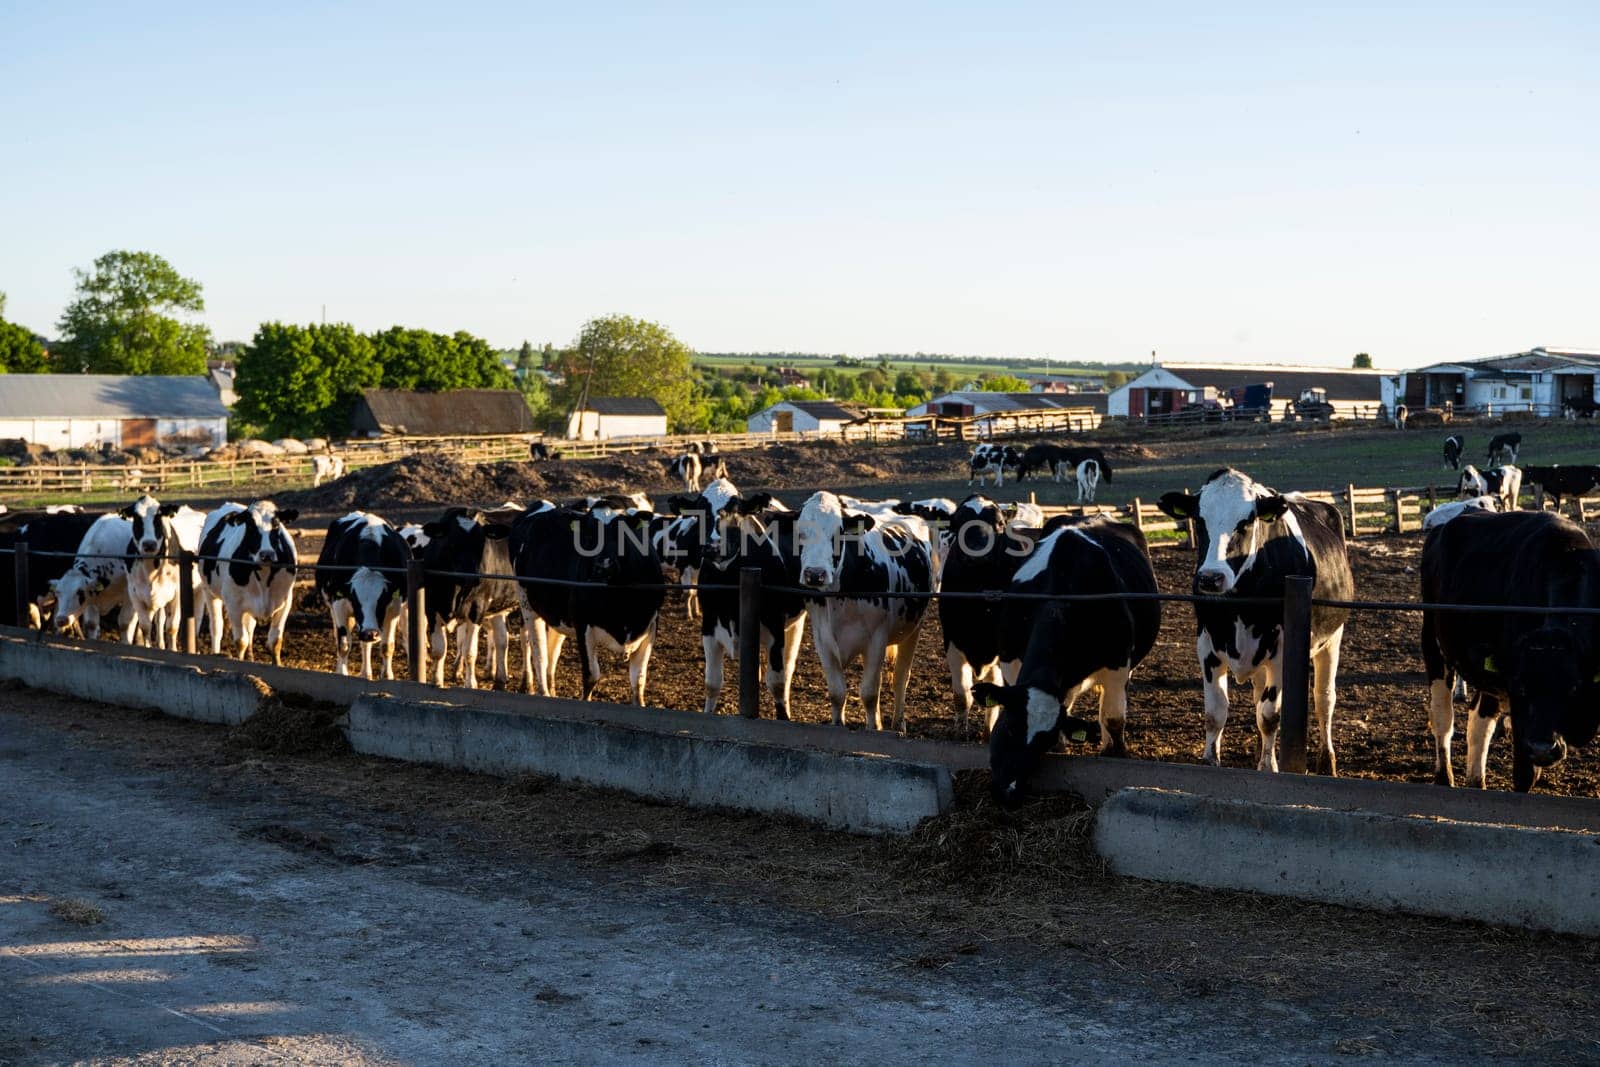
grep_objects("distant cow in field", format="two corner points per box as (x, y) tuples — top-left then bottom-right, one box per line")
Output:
(1442, 434), (1464, 471)
(1487, 432), (1522, 466)
(1458, 464), (1521, 512)
(668, 452), (703, 493)
(1523, 465), (1600, 512)
(1421, 510), (1600, 791)
(1563, 397), (1600, 420)
(1075, 459), (1101, 503)
(968, 444), (1021, 487)
(311, 455), (346, 487)
(1159, 469), (1354, 774)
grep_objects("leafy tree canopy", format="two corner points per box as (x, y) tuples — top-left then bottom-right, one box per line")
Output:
(979, 374), (1031, 392)
(235, 322), (380, 438)
(563, 314), (695, 429)
(0, 317), (48, 374)
(1352, 352), (1373, 369)
(55, 250), (211, 375)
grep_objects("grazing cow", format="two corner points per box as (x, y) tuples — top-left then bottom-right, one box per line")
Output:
(121, 496), (206, 650)
(1442, 434), (1464, 471)
(1521, 465), (1600, 512)
(938, 495), (1033, 728)
(51, 513), (137, 641)
(1486, 432), (1522, 465)
(1075, 459), (1101, 503)
(1017, 444), (1071, 483)
(417, 506), (523, 689)
(1563, 396), (1600, 420)
(1062, 446), (1114, 485)
(1458, 464), (1521, 512)
(315, 511), (408, 679)
(668, 452), (703, 493)
(1422, 495), (1500, 531)
(510, 503), (665, 703)
(311, 455), (346, 487)
(200, 501), (300, 664)
(530, 441), (561, 461)
(1394, 403), (1408, 430)
(696, 493), (809, 718)
(1421, 510), (1600, 791)
(974, 515), (1161, 802)
(0, 510), (100, 628)
(1159, 469), (1354, 773)
(968, 444), (1022, 487)
(795, 491), (934, 731)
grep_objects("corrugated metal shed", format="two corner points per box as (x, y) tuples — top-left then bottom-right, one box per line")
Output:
(0, 375), (229, 418)
(351, 389), (536, 436)
(576, 397), (667, 416)
(785, 400), (863, 422)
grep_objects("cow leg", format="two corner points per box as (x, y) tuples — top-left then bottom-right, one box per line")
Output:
(331, 600), (352, 676)
(627, 623), (655, 706)
(547, 632), (566, 695)
(860, 631), (892, 731)
(460, 621), (482, 689)
(430, 621), (451, 687)
(1097, 668), (1130, 758)
(947, 647), (975, 730)
(267, 597), (291, 667)
(237, 614), (259, 661)
(381, 611), (401, 681)
(772, 614), (805, 721)
(1421, 612), (1455, 786)
(519, 608), (541, 694)
(578, 628), (601, 701)
(1311, 627), (1343, 776)
(1199, 636), (1231, 765)
(208, 596), (225, 655)
(489, 615), (510, 690)
(1253, 660), (1283, 773)
(1464, 693), (1501, 790)
(360, 635), (375, 681)
(888, 629), (918, 733)
(703, 630), (727, 715)
(814, 624), (850, 727)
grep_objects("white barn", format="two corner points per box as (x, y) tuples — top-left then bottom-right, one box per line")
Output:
(903, 391), (1105, 435)
(0, 374), (229, 450)
(746, 399), (861, 434)
(566, 396), (668, 440)
(1384, 347), (1600, 416)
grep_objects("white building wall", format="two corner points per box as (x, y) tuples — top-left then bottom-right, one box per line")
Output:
(567, 411), (668, 440)
(746, 403), (833, 433)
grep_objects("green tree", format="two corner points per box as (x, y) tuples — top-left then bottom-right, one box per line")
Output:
(0, 318), (48, 373)
(371, 327), (511, 392)
(1104, 369), (1129, 389)
(980, 374), (1030, 392)
(55, 251), (211, 374)
(1352, 352), (1373, 369)
(516, 340), (537, 375)
(235, 322), (380, 438)
(562, 314), (695, 429)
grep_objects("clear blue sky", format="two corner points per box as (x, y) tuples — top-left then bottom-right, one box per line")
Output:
(3, 2), (1595, 366)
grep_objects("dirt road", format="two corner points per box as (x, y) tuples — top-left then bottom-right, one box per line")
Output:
(0, 692), (1506, 1066)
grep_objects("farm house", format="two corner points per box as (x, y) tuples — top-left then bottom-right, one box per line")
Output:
(1383, 347), (1600, 415)
(1107, 363), (1387, 420)
(350, 388), (537, 437)
(903, 391), (1106, 435)
(566, 396), (669, 440)
(746, 399), (862, 434)
(0, 374), (228, 449)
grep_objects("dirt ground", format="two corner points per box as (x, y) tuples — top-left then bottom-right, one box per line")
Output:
(4, 688), (1599, 1063)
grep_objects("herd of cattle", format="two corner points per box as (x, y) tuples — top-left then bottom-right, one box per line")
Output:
(4, 445), (1600, 800)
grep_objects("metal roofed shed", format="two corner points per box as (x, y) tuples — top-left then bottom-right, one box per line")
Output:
(747, 399), (864, 434)
(350, 389), (538, 437)
(566, 396), (669, 440)
(0, 374), (229, 450)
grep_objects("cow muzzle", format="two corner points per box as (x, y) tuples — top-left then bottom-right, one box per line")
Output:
(139, 539), (159, 554)
(359, 628), (381, 643)
(255, 550), (276, 564)
(800, 567), (831, 588)
(1196, 569), (1231, 595)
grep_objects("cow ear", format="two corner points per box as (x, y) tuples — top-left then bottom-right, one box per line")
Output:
(118, 505), (136, 519)
(158, 502), (180, 516)
(277, 508), (299, 522)
(1157, 492), (1198, 520)
(742, 492), (775, 513)
(971, 682), (1011, 709)
(1256, 495), (1289, 522)
(845, 513), (876, 533)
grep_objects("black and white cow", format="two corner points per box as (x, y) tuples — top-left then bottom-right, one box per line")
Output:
(530, 441), (561, 461)
(1075, 459), (1101, 504)
(51, 513), (136, 641)
(696, 492), (809, 718)
(656, 478), (743, 619)
(968, 444), (1022, 487)
(315, 511), (408, 679)
(122, 495), (206, 650)
(311, 455), (345, 487)
(938, 495), (1033, 728)
(1442, 434), (1464, 471)
(0, 510), (100, 628)
(1458, 464), (1521, 512)
(200, 501), (300, 664)
(1564, 397), (1600, 420)
(1159, 469), (1353, 774)
(417, 506), (522, 689)
(1422, 495), (1499, 531)
(1016, 443), (1071, 483)
(667, 452), (703, 493)
(795, 491), (934, 731)
(1487, 432), (1522, 466)
(890, 498), (957, 524)
(1521, 465), (1600, 512)
(1421, 510), (1600, 791)
(974, 515), (1161, 803)
(510, 502), (665, 703)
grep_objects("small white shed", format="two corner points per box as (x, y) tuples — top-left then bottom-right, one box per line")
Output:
(567, 396), (669, 440)
(746, 400), (862, 434)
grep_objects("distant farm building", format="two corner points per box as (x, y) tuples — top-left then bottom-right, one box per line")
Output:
(1107, 363), (1387, 420)
(1384, 347), (1600, 416)
(0, 374), (228, 449)
(904, 391), (1106, 435)
(351, 389), (537, 437)
(747, 399), (862, 434)
(567, 397), (669, 440)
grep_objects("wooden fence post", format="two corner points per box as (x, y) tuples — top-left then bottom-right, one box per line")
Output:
(1391, 489), (1404, 534)
(1346, 483), (1359, 536)
(1185, 518), (1196, 548)
(13, 541), (29, 630)
(178, 550), (197, 654)
(1427, 485), (1436, 511)
(1130, 497), (1144, 533)
(406, 559), (427, 683)
(737, 567), (763, 719)
(1279, 574), (1314, 774)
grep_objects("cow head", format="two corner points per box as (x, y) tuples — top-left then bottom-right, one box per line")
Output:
(975, 681), (1102, 805)
(796, 491), (873, 591)
(120, 495), (180, 557)
(706, 493), (782, 570)
(51, 565), (112, 635)
(1158, 469), (1293, 596)
(1492, 626), (1600, 771)
(225, 501), (298, 565)
(1457, 464), (1490, 499)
